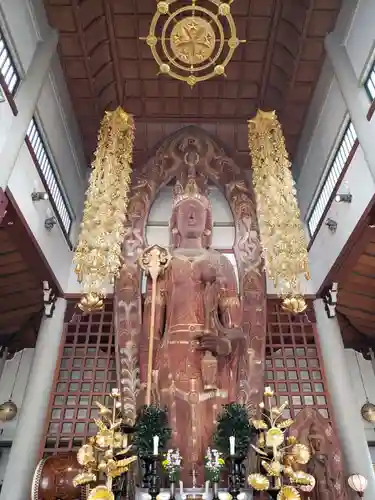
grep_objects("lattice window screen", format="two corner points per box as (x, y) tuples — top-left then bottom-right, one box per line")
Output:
(44, 301), (116, 456)
(43, 299), (330, 456)
(265, 300), (330, 420)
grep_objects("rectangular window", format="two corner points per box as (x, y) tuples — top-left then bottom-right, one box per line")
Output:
(26, 118), (74, 243)
(0, 28), (20, 95)
(364, 60), (375, 102)
(307, 121), (357, 237)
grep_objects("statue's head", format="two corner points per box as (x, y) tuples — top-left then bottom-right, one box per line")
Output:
(170, 175), (213, 249)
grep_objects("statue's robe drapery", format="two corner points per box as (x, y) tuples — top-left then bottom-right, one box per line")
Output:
(140, 248), (241, 483)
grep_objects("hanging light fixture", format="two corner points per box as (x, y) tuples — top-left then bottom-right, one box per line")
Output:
(347, 474), (368, 497)
(0, 350), (23, 422)
(354, 351), (375, 424)
(248, 110), (310, 314)
(73, 107), (134, 314)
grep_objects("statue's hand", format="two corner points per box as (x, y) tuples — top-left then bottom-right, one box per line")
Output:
(195, 335), (231, 356)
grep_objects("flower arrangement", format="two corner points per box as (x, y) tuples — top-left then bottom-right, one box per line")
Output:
(162, 449), (182, 482)
(204, 448), (225, 483)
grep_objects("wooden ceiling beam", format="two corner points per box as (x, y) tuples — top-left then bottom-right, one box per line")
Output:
(0, 305), (43, 327)
(319, 199), (375, 294)
(0, 292), (43, 315)
(0, 271), (36, 288)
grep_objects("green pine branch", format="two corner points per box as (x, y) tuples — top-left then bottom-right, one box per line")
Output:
(133, 404), (172, 459)
(213, 403), (255, 457)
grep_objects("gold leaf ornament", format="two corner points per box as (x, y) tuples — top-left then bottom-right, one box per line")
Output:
(262, 460), (282, 476)
(72, 471), (97, 487)
(252, 419), (268, 430)
(276, 419), (294, 430)
(247, 473), (269, 491)
(290, 470), (314, 486)
(277, 486), (300, 500)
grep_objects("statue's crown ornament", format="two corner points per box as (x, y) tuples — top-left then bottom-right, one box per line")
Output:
(172, 177), (211, 210)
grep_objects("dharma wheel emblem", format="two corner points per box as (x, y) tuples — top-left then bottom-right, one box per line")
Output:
(142, 0), (245, 86)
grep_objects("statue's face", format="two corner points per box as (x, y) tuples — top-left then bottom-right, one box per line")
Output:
(176, 199), (206, 239)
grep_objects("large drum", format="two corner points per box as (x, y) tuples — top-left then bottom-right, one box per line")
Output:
(31, 452), (86, 500)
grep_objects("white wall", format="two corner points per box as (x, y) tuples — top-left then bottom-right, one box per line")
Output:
(7, 144), (74, 290)
(0, 93), (15, 156)
(345, 349), (375, 442)
(295, 78), (347, 220)
(0, 0), (87, 293)
(0, 350), (34, 443)
(346, 0), (375, 80)
(293, 0), (375, 292)
(0, 0), (39, 74)
(308, 145), (375, 290)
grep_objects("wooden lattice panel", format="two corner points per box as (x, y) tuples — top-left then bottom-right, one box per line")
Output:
(44, 298), (330, 456)
(44, 301), (116, 456)
(265, 300), (330, 421)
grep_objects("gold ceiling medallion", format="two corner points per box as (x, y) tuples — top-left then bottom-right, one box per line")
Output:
(141, 0), (245, 86)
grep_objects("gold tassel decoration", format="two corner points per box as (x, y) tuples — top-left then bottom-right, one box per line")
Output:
(248, 110), (310, 314)
(74, 107), (134, 313)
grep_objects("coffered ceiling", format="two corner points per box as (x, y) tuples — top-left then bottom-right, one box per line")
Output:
(43, 0), (341, 165)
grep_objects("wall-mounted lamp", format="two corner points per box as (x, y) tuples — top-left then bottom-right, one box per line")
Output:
(31, 191), (48, 202)
(348, 474), (368, 497)
(335, 193), (352, 203)
(322, 282), (338, 318)
(325, 218), (338, 233)
(44, 216), (57, 231)
(43, 281), (57, 317)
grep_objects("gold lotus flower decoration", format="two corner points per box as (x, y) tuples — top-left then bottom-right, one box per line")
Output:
(248, 387), (315, 497)
(73, 388), (137, 495)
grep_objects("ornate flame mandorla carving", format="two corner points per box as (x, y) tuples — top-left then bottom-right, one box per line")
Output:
(141, 0), (245, 86)
(248, 110), (310, 314)
(73, 107), (135, 314)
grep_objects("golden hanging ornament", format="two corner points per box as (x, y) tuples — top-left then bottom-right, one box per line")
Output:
(248, 110), (310, 314)
(74, 107), (134, 313)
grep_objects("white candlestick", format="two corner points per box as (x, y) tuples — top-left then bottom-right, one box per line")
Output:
(179, 480), (184, 496)
(153, 435), (159, 455)
(229, 435), (235, 456)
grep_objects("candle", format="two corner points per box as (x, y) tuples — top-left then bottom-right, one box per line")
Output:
(153, 435), (159, 455)
(205, 480), (209, 496)
(229, 436), (235, 456)
(179, 480), (184, 496)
